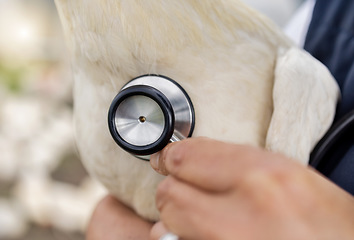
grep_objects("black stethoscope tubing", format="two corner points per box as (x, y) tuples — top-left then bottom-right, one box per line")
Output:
(310, 109), (354, 169)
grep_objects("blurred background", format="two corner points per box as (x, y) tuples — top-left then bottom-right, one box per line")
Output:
(0, 0), (304, 239)
(0, 0), (106, 239)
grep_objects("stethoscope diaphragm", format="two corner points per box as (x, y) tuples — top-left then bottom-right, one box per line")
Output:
(108, 75), (195, 160)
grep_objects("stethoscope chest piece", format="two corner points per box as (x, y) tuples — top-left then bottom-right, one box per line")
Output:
(108, 75), (195, 160)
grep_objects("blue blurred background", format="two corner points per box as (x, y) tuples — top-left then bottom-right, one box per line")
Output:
(0, 0), (303, 239)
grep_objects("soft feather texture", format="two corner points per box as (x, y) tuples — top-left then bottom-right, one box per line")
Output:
(55, 0), (339, 221)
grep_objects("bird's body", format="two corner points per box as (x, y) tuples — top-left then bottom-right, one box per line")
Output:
(55, 0), (339, 221)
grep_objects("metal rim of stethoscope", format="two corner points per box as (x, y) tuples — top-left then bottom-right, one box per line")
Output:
(108, 74), (195, 157)
(108, 85), (175, 156)
(310, 109), (354, 169)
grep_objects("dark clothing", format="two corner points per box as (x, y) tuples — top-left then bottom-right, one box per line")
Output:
(304, 0), (354, 194)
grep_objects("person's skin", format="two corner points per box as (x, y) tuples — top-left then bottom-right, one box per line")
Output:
(86, 195), (153, 240)
(86, 137), (354, 240)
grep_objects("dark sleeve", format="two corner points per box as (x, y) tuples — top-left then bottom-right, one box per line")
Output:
(304, 0), (354, 194)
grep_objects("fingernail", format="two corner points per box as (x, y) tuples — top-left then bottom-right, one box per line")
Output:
(151, 152), (169, 176)
(150, 153), (160, 171)
(150, 144), (175, 175)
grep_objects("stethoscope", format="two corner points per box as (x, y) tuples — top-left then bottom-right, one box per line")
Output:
(108, 74), (195, 160)
(108, 74), (354, 171)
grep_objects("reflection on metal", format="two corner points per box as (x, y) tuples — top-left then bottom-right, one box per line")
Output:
(108, 75), (195, 159)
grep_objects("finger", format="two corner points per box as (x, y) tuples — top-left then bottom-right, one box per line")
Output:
(156, 176), (235, 240)
(150, 152), (169, 176)
(156, 137), (268, 192)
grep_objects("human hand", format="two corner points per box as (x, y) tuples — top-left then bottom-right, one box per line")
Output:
(150, 137), (354, 240)
(86, 195), (153, 240)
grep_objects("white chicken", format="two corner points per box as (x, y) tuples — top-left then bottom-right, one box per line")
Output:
(54, 0), (339, 221)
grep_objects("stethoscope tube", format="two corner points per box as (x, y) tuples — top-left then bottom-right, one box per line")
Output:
(310, 109), (354, 170)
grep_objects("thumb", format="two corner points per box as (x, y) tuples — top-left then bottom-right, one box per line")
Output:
(150, 142), (176, 175)
(150, 151), (169, 176)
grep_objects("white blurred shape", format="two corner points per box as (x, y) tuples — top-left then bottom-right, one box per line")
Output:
(0, 96), (75, 177)
(14, 175), (107, 232)
(0, 138), (18, 181)
(0, 0), (45, 60)
(241, 0), (303, 27)
(16, 24), (37, 45)
(0, 199), (28, 239)
(1, 97), (43, 140)
(284, 0), (316, 47)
